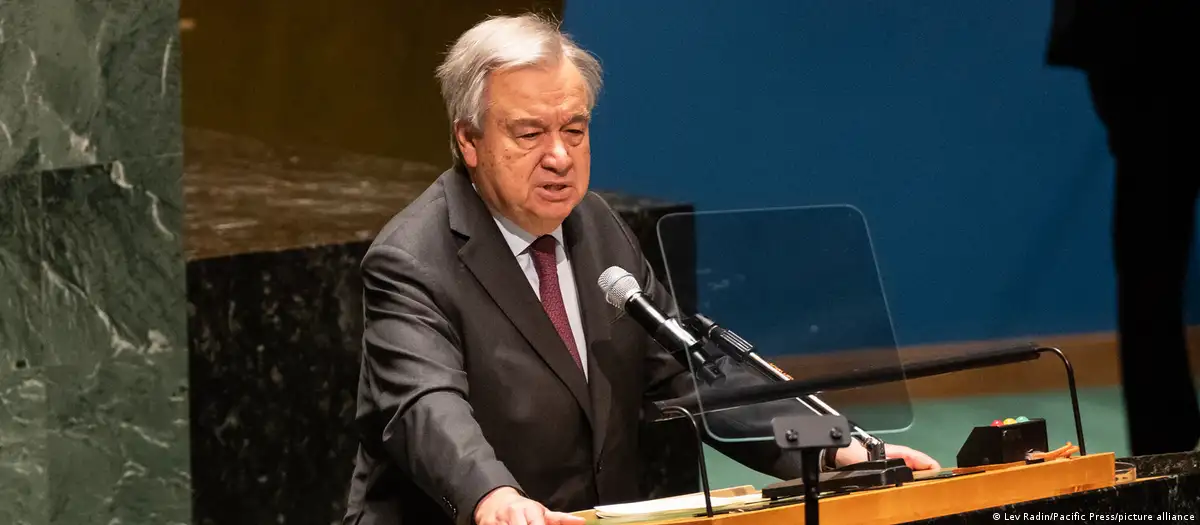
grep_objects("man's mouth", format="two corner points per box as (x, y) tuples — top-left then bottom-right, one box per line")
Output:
(537, 183), (573, 202)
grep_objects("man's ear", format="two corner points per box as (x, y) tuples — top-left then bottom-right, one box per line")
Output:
(454, 121), (479, 168)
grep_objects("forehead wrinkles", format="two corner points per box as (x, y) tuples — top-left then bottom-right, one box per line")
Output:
(485, 62), (588, 120)
(499, 102), (589, 132)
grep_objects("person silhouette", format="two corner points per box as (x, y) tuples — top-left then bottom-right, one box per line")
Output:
(1046, 1), (1200, 455)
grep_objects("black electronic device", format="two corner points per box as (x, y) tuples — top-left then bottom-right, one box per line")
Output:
(956, 418), (1050, 468)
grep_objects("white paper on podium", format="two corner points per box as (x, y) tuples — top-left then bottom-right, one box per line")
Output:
(593, 492), (763, 518)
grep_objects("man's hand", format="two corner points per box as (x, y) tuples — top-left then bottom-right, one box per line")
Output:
(834, 441), (941, 471)
(880, 443), (940, 471)
(474, 487), (585, 525)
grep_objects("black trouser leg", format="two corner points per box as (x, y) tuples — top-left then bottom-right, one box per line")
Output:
(1087, 68), (1200, 455)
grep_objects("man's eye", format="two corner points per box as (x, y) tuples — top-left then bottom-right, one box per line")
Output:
(564, 129), (584, 136)
(518, 132), (541, 139)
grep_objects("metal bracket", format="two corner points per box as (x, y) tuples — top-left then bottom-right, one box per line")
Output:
(772, 414), (853, 450)
(770, 415), (852, 525)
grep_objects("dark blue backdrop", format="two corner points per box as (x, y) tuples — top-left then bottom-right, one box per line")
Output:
(564, 0), (1200, 347)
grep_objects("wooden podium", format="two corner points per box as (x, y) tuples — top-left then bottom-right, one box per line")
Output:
(575, 452), (1118, 524)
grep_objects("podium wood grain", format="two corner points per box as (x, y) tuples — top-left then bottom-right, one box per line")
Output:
(582, 453), (1116, 524)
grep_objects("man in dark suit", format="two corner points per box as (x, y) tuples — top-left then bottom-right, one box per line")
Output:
(343, 13), (937, 525)
(1046, 1), (1199, 455)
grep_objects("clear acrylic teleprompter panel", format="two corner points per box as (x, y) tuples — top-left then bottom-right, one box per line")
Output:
(655, 205), (914, 443)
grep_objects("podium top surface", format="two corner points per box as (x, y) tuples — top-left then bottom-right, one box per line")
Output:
(577, 452), (1117, 524)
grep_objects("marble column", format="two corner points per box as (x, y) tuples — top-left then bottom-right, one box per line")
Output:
(0, 2), (189, 524)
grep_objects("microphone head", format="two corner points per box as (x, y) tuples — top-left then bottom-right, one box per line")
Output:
(598, 266), (642, 310)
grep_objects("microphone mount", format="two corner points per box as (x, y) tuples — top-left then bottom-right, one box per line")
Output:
(684, 313), (890, 463)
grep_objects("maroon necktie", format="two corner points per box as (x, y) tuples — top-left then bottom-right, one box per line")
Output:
(530, 235), (584, 371)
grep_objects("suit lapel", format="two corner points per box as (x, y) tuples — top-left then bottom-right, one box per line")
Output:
(444, 170), (594, 430)
(564, 210), (614, 465)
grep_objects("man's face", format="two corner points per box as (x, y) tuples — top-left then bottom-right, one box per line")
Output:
(457, 59), (591, 236)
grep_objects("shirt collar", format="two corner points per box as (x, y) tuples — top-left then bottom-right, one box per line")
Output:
(473, 183), (564, 256)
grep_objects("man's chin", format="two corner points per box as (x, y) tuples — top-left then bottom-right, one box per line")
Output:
(528, 205), (576, 229)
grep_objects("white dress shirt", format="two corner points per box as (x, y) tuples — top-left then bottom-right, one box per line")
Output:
(489, 212), (589, 381)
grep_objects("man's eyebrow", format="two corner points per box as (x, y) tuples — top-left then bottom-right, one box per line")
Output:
(506, 114), (590, 129)
(507, 117), (546, 129)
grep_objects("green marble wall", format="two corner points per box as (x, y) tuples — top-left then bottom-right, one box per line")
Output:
(0, 2), (189, 524)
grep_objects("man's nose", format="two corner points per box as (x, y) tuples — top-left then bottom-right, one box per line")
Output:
(541, 135), (573, 174)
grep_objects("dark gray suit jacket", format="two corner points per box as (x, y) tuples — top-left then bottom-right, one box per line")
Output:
(343, 167), (804, 525)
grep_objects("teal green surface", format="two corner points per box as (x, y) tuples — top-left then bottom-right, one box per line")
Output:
(702, 386), (1134, 490)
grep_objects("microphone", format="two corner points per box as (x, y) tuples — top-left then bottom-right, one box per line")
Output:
(597, 266), (722, 382)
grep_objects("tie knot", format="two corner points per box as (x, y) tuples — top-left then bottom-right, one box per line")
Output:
(530, 235), (556, 255)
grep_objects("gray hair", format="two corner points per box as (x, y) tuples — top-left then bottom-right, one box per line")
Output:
(435, 13), (603, 167)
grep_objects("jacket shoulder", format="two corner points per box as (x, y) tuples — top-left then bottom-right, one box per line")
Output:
(368, 171), (454, 259)
(575, 191), (639, 245)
